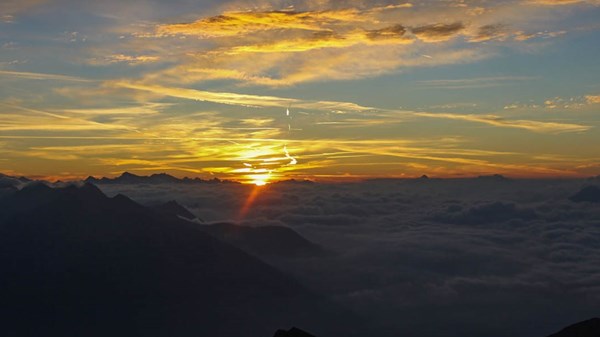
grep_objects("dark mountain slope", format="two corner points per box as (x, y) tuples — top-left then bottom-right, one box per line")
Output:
(570, 186), (600, 203)
(547, 318), (600, 337)
(151, 200), (198, 220)
(0, 184), (365, 337)
(200, 222), (329, 258)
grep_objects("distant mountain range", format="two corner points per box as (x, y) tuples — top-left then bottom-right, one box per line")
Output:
(85, 172), (236, 185)
(85, 172), (318, 186)
(0, 173), (31, 184)
(0, 173), (31, 197)
(0, 183), (366, 337)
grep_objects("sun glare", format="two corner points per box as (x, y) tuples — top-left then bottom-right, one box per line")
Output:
(253, 179), (267, 186)
(248, 173), (271, 186)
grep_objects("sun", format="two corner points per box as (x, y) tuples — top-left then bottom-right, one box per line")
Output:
(253, 179), (267, 186)
(248, 173), (271, 186)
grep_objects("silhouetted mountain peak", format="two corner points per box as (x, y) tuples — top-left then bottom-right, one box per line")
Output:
(62, 183), (105, 199)
(570, 185), (600, 203)
(477, 174), (509, 181)
(115, 172), (144, 183)
(274, 179), (315, 185)
(273, 327), (316, 337)
(2, 172), (33, 183)
(548, 317), (600, 337)
(120, 171), (139, 178)
(16, 182), (54, 201)
(20, 181), (52, 193)
(149, 173), (179, 182)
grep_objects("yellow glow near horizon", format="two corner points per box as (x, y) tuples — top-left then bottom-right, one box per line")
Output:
(252, 179), (267, 186)
(248, 173), (271, 186)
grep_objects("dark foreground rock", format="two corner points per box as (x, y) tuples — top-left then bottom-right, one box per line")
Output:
(547, 318), (600, 337)
(274, 327), (316, 337)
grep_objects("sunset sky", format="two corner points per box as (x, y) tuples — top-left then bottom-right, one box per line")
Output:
(1, 0), (599, 183)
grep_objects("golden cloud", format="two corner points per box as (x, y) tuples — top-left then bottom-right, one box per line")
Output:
(228, 27), (414, 54)
(586, 95), (600, 104)
(156, 9), (365, 38)
(106, 0), (583, 87)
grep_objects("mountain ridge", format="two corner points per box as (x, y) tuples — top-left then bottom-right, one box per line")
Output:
(85, 172), (235, 185)
(0, 183), (367, 337)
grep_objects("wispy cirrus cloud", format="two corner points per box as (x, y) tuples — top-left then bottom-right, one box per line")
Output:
(414, 112), (592, 134)
(0, 0), (46, 23)
(87, 54), (161, 66)
(0, 103), (135, 133)
(112, 81), (375, 111)
(417, 76), (538, 89)
(0, 70), (93, 82)
(504, 93), (600, 110)
(113, 81), (592, 134)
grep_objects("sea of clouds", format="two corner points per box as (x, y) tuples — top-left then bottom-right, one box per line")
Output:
(97, 178), (600, 337)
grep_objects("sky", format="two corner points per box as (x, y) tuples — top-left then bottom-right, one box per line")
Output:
(1, 0), (599, 183)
